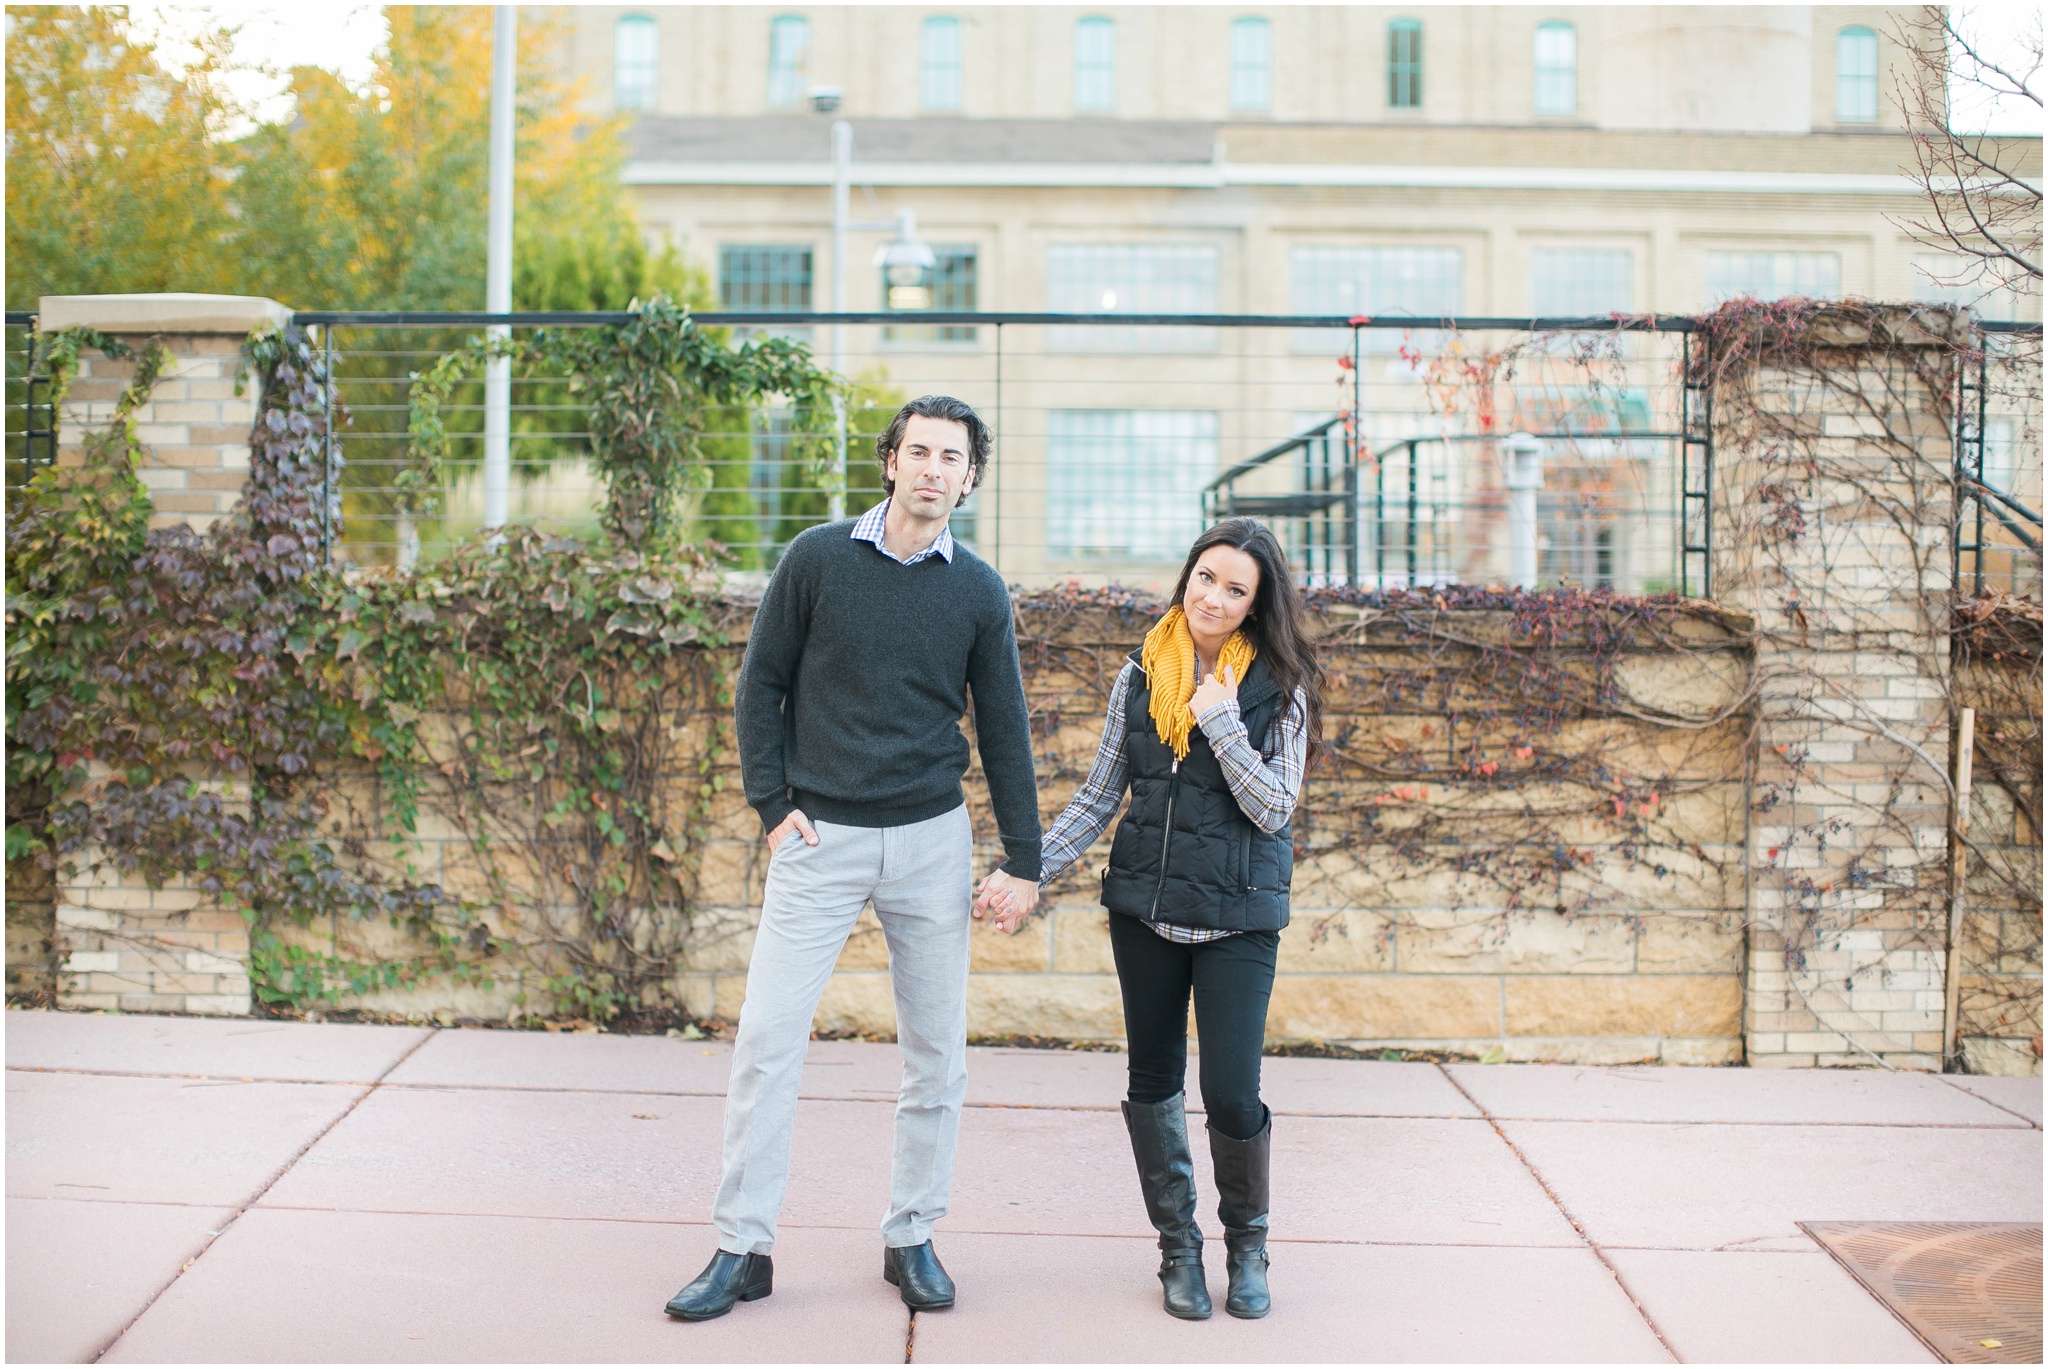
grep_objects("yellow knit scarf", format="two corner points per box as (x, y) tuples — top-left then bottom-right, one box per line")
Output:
(1140, 605), (1258, 762)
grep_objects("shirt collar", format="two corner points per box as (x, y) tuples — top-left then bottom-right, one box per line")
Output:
(851, 497), (954, 565)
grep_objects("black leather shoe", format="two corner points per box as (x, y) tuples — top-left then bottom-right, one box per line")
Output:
(1158, 1246), (1213, 1321)
(883, 1240), (956, 1310)
(664, 1250), (773, 1321)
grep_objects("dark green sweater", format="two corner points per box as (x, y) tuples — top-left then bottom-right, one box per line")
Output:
(734, 520), (1042, 879)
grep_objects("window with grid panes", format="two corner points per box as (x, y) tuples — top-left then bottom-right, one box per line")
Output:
(1836, 27), (1878, 122)
(922, 16), (962, 110)
(1913, 254), (2017, 321)
(1533, 21), (1575, 116)
(1704, 252), (1839, 304)
(1291, 245), (1460, 352)
(1387, 19), (1422, 108)
(1230, 17), (1272, 111)
(1074, 17), (1116, 111)
(720, 245), (813, 342)
(1045, 410), (1219, 559)
(767, 15), (809, 107)
(1046, 243), (1218, 351)
(614, 15), (659, 111)
(1530, 249), (1631, 317)
(882, 246), (978, 344)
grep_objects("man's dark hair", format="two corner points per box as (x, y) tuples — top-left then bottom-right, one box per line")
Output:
(874, 395), (991, 508)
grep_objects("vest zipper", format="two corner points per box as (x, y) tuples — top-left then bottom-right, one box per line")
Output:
(1148, 758), (1179, 919)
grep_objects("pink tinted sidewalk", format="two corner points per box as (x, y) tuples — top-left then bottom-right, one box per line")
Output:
(5, 1007), (2038, 1363)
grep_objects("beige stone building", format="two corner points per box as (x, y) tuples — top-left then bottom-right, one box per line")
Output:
(540, 5), (2039, 586)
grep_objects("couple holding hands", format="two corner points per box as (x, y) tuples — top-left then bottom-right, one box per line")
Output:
(665, 396), (1322, 1325)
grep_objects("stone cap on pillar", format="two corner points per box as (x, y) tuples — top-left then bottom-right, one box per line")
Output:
(36, 293), (291, 336)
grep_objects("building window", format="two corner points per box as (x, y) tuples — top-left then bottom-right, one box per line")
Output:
(1387, 19), (1422, 109)
(1230, 17), (1272, 112)
(720, 244), (814, 345)
(767, 14), (809, 108)
(1533, 21), (1575, 116)
(614, 15), (659, 112)
(883, 245), (978, 343)
(1047, 243), (1218, 351)
(1530, 249), (1631, 316)
(921, 16), (963, 111)
(1074, 16), (1116, 112)
(1704, 252), (1840, 304)
(1292, 245), (1461, 352)
(1047, 410), (1219, 559)
(1914, 254), (2018, 322)
(1837, 27), (1878, 122)
(1977, 417), (2016, 492)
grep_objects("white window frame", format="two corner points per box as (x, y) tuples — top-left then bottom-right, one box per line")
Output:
(921, 16), (963, 111)
(1704, 252), (1841, 305)
(1291, 245), (1462, 353)
(1532, 21), (1575, 117)
(1046, 410), (1220, 560)
(1073, 16), (1117, 112)
(1229, 17), (1272, 112)
(1046, 243), (1219, 352)
(1530, 248), (1632, 317)
(767, 14), (809, 108)
(1836, 27), (1879, 123)
(614, 15), (660, 112)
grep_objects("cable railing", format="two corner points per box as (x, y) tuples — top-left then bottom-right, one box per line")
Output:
(7, 309), (2041, 598)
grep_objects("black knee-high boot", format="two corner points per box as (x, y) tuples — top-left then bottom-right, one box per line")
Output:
(1121, 1094), (1213, 1319)
(1207, 1108), (1271, 1319)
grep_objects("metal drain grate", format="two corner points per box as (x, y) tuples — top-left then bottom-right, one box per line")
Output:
(1801, 1222), (2042, 1365)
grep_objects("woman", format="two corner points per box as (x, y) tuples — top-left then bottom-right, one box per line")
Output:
(980, 517), (1322, 1321)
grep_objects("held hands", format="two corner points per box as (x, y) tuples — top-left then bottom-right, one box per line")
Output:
(1188, 662), (1240, 722)
(972, 869), (1040, 935)
(765, 808), (819, 856)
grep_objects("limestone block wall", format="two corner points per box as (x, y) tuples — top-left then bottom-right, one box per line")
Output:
(42, 294), (290, 537)
(1707, 308), (1967, 1069)
(33, 296), (289, 1013)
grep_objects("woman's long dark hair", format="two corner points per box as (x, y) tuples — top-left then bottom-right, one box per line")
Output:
(1169, 517), (1326, 765)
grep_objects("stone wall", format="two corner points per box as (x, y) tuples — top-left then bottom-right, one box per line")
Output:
(1953, 601), (2045, 1075)
(68, 598), (1749, 1065)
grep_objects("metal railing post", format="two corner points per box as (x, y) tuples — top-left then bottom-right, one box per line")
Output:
(321, 325), (336, 565)
(1406, 438), (1419, 586)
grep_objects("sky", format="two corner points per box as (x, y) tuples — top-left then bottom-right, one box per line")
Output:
(128, 1), (2042, 136)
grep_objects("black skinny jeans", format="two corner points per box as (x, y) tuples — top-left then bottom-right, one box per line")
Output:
(1108, 912), (1278, 1142)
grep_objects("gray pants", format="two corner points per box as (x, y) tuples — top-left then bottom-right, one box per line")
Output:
(712, 805), (973, 1255)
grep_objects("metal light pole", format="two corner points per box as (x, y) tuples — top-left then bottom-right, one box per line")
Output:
(830, 119), (851, 521)
(826, 115), (933, 521)
(483, 5), (517, 540)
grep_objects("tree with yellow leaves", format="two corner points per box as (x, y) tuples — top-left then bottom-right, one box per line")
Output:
(6, 6), (697, 312)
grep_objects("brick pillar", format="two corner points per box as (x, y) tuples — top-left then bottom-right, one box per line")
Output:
(1711, 307), (1962, 1069)
(39, 294), (287, 1015)
(41, 293), (289, 536)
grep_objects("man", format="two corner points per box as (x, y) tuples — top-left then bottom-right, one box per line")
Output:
(665, 395), (1042, 1321)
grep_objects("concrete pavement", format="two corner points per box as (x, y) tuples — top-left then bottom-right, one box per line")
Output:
(5, 1008), (2039, 1363)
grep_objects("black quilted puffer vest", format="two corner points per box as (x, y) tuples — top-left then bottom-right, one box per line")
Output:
(1100, 649), (1293, 932)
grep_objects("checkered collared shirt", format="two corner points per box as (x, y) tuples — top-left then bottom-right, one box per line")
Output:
(1040, 661), (1308, 944)
(851, 498), (955, 565)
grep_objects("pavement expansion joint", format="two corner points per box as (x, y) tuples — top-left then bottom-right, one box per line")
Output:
(1932, 1076), (2045, 1130)
(1433, 1061), (1684, 1362)
(82, 1026), (443, 1364)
